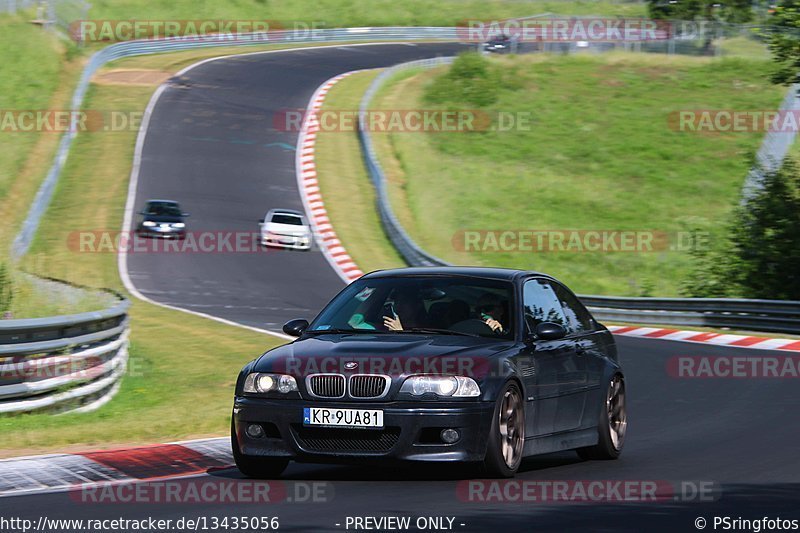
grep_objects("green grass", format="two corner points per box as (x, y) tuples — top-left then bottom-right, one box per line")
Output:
(1, 51), (286, 457)
(0, 15), (79, 249)
(85, 1), (647, 25)
(4, 273), (112, 318)
(366, 53), (785, 296)
(0, 301), (275, 457)
(0, 14), (105, 317)
(314, 70), (406, 273)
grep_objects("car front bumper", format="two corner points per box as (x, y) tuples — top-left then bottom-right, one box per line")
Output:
(233, 397), (494, 463)
(260, 235), (311, 250)
(137, 226), (186, 239)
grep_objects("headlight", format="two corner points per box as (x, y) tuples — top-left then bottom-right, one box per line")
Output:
(172, 222), (185, 228)
(142, 221), (156, 227)
(400, 375), (481, 397)
(243, 373), (298, 394)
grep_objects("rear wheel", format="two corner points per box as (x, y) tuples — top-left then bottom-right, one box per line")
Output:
(577, 374), (627, 460)
(231, 419), (289, 478)
(482, 381), (525, 478)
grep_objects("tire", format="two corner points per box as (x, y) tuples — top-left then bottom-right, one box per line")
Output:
(577, 374), (627, 460)
(231, 419), (289, 478)
(481, 381), (525, 478)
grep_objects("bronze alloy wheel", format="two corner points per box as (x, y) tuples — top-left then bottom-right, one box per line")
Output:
(499, 387), (525, 469)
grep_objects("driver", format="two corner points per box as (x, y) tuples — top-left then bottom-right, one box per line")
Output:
(383, 290), (426, 331)
(477, 293), (506, 333)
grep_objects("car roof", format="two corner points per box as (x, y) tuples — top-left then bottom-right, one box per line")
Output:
(146, 199), (179, 205)
(267, 208), (305, 217)
(361, 266), (553, 283)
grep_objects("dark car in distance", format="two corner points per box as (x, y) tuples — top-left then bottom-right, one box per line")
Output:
(136, 199), (188, 239)
(232, 267), (627, 478)
(484, 34), (513, 53)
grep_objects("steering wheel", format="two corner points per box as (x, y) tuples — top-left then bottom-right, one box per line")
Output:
(449, 318), (497, 336)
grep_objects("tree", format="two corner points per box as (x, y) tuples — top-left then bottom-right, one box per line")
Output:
(684, 158), (800, 299)
(730, 159), (800, 299)
(648, 0), (753, 55)
(647, 0), (754, 22)
(767, 0), (800, 84)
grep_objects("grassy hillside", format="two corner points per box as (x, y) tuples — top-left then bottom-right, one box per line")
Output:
(86, 0), (647, 25)
(365, 52), (784, 296)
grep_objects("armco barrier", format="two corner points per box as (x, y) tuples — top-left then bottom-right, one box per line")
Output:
(357, 57), (800, 335)
(13, 25), (799, 335)
(0, 293), (129, 414)
(11, 27), (466, 259)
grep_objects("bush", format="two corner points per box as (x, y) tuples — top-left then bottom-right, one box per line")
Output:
(424, 52), (500, 107)
(685, 158), (800, 299)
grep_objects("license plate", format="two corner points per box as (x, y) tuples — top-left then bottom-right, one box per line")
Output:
(303, 407), (383, 428)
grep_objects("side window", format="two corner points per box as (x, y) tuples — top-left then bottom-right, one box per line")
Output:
(553, 283), (594, 334)
(522, 279), (567, 333)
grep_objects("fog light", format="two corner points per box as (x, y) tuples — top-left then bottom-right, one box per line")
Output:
(246, 424), (265, 438)
(440, 428), (460, 444)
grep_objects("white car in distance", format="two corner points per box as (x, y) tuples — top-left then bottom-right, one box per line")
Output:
(259, 209), (313, 250)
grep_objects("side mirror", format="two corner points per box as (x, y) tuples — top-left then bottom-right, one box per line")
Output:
(258, 218), (265, 224)
(283, 318), (309, 337)
(534, 322), (566, 341)
(138, 210), (146, 216)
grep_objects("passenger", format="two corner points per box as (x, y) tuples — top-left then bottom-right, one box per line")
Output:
(477, 293), (506, 333)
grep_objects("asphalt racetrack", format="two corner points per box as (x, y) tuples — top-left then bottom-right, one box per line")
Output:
(6, 43), (798, 532)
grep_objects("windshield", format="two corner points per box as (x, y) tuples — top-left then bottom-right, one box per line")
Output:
(309, 276), (515, 339)
(145, 202), (182, 217)
(271, 213), (304, 225)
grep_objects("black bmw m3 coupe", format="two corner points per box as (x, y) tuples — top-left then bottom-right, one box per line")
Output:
(232, 267), (627, 478)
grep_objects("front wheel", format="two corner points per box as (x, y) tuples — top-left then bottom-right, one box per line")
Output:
(231, 419), (289, 478)
(577, 374), (627, 460)
(481, 381), (525, 478)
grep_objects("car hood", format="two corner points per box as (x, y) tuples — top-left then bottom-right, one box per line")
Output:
(263, 222), (309, 234)
(253, 334), (516, 379)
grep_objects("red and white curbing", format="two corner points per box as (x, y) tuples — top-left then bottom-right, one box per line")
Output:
(296, 71), (367, 284)
(607, 325), (800, 352)
(295, 75), (800, 353)
(0, 438), (230, 497)
(6, 71), (800, 496)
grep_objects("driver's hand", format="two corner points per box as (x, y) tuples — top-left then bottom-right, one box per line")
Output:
(484, 318), (503, 332)
(383, 315), (403, 331)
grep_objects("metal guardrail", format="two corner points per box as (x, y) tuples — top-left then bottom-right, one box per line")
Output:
(357, 57), (800, 335)
(0, 293), (130, 414)
(358, 57), (455, 267)
(11, 27), (465, 258)
(12, 25), (799, 338)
